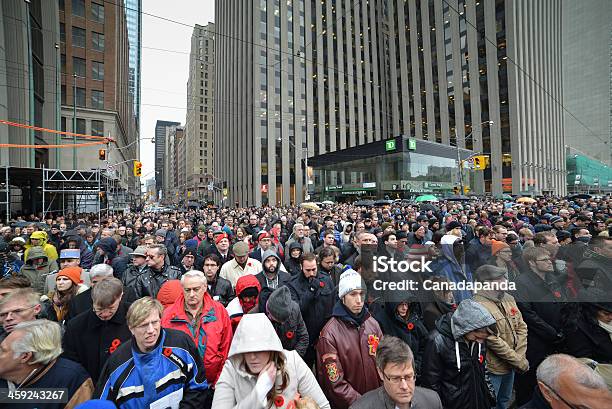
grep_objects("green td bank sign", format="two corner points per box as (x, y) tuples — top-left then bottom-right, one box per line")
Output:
(385, 139), (396, 151)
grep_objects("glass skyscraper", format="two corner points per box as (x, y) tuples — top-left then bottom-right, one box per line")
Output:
(125, 0), (142, 124)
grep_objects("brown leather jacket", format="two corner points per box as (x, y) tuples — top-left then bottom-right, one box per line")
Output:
(474, 292), (529, 375)
(316, 302), (382, 409)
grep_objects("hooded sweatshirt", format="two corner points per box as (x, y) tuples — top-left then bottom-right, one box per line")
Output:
(255, 249), (291, 290)
(24, 231), (59, 263)
(20, 246), (59, 294)
(422, 299), (497, 409)
(284, 241), (303, 276)
(212, 313), (330, 409)
(226, 274), (262, 333)
(429, 237), (473, 302)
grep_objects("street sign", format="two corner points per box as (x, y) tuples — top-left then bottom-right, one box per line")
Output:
(408, 138), (417, 150)
(385, 139), (396, 151)
(207, 182), (214, 191)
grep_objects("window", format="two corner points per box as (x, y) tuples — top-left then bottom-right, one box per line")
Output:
(92, 61), (104, 80)
(91, 90), (104, 109)
(91, 3), (104, 23)
(61, 117), (67, 132)
(92, 32), (104, 51)
(72, 27), (86, 48)
(75, 87), (86, 106)
(72, 0), (85, 18)
(73, 57), (86, 77)
(91, 120), (104, 136)
(60, 23), (65, 43)
(61, 54), (66, 73)
(59, 0), (65, 12)
(61, 85), (66, 105)
(76, 118), (86, 134)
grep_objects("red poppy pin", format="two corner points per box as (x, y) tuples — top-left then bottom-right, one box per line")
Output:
(286, 331), (295, 339)
(407, 323), (415, 331)
(163, 347), (173, 357)
(510, 307), (518, 316)
(247, 262), (252, 267)
(319, 281), (325, 288)
(109, 338), (121, 354)
(479, 355), (484, 364)
(367, 334), (380, 356)
(553, 291), (561, 299)
(274, 395), (284, 407)
(451, 303), (458, 310)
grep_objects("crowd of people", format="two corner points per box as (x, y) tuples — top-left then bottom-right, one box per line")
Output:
(0, 195), (611, 408)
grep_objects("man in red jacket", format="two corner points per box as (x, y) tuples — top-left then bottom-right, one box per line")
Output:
(161, 270), (232, 386)
(316, 269), (382, 409)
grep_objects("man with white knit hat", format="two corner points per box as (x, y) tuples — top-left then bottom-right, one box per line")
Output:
(316, 269), (383, 409)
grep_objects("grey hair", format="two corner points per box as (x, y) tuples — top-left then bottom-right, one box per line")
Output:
(91, 277), (123, 307)
(90, 263), (114, 279)
(0, 288), (41, 310)
(148, 244), (168, 257)
(537, 354), (608, 390)
(375, 335), (414, 371)
(11, 320), (62, 365)
(180, 270), (207, 285)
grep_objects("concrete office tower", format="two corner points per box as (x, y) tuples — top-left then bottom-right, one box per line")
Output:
(163, 125), (185, 200)
(154, 120), (180, 195)
(215, 0), (309, 206)
(562, 0), (612, 166)
(0, 0), (61, 168)
(59, 0), (139, 192)
(385, 0), (565, 195)
(186, 23), (215, 201)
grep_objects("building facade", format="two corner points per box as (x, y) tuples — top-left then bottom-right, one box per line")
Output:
(124, 0), (142, 125)
(562, 0), (612, 167)
(154, 119), (180, 195)
(186, 23), (215, 202)
(59, 0), (139, 193)
(0, 0), (61, 168)
(216, 0), (568, 204)
(215, 0), (309, 206)
(162, 125), (185, 201)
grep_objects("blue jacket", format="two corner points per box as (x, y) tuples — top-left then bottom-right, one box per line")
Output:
(97, 328), (209, 409)
(428, 245), (473, 303)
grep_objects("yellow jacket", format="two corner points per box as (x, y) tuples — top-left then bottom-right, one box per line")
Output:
(24, 230), (59, 262)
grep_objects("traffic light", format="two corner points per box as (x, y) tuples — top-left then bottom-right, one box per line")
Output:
(133, 160), (142, 177)
(98, 149), (106, 160)
(453, 186), (460, 194)
(473, 156), (482, 170)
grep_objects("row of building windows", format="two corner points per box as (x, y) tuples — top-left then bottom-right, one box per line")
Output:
(60, 0), (104, 24)
(64, 56), (104, 81)
(61, 85), (104, 110)
(60, 116), (104, 136)
(60, 24), (105, 51)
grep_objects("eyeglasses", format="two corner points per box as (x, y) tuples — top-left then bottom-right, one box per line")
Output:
(0, 305), (36, 319)
(535, 258), (552, 262)
(382, 370), (416, 385)
(539, 381), (583, 409)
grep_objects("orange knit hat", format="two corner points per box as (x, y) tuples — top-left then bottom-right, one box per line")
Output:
(57, 266), (83, 285)
(491, 240), (510, 256)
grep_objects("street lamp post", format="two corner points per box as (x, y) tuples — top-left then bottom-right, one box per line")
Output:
(276, 136), (309, 201)
(454, 121), (493, 195)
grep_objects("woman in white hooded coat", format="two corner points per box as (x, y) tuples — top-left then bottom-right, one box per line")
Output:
(213, 313), (330, 409)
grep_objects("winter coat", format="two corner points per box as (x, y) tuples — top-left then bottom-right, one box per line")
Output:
(428, 244), (473, 303)
(349, 386), (442, 409)
(316, 302), (383, 409)
(255, 249), (292, 290)
(576, 252), (612, 293)
(212, 313), (330, 409)
(0, 358), (94, 409)
(421, 304), (497, 409)
(465, 238), (492, 272)
(0, 256), (23, 278)
(20, 246), (59, 294)
(512, 269), (573, 368)
(226, 274), (262, 332)
(47, 284), (89, 323)
(219, 257), (262, 288)
(121, 263), (148, 288)
(565, 309), (612, 364)
(284, 242), (303, 276)
(161, 291), (233, 385)
(65, 287), (137, 322)
(62, 302), (132, 383)
(286, 271), (335, 348)
(133, 263), (182, 299)
(372, 302), (428, 376)
(96, 328), (209, 409)
(473, 292), (529, 374)
(207, 275), (234, 306)
(422, 299), (455, 332)
(24, 230), (59, 262)
(285, 235), (314, 260)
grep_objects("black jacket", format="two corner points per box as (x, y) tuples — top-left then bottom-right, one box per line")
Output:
(255, 269), (292, 290)
(62, 303), (132, 383)
(122, 264), (148, 288)
(286, 271), (335, 347)
(372, 302), (428, 376)
(65, 287), (137, 321)
(565, 310), (612, 364)
(421, 314), (496, 409)
(207, 275), (234, 307)
(512, 269), (575, 367)
(133, 263), (182, 298)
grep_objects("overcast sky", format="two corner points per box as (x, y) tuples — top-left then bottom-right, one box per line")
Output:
(139, 1), (215, 182)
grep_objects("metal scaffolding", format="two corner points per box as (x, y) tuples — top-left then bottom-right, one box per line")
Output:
(42, 167), (105, 221)
(0, 167), (9, 224)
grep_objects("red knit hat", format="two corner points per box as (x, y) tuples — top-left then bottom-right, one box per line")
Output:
(156, 280), (183, 310)
(57, 266), (82, 285)
(491, 240), (510, 256)
(215, 232), (229, 245)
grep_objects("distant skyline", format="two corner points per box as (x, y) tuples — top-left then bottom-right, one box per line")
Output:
(139, 1), (214, 179)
